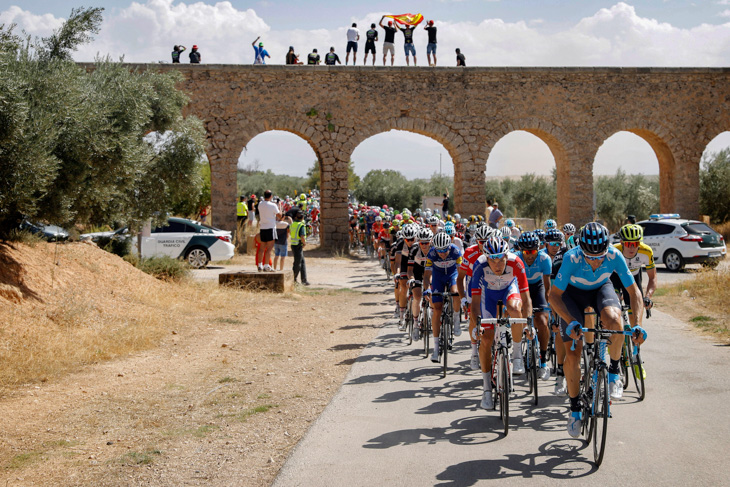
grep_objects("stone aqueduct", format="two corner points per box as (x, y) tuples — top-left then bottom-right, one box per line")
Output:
(117, 64), (730, 249)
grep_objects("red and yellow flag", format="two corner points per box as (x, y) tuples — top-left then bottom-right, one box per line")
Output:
(385, 13), (424, 26)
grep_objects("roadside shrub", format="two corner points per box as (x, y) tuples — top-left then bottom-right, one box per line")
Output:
(136, 256), (189, 281)
(97, 236), (132, 257)
(712, 221), (730, 243)
(3, 229), (45, 246)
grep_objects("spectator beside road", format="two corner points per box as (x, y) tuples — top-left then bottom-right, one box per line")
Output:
(189, 45), (201, 63)
(171, 45), (186, 63)
(246, 194), (257, 228)
(290, 211), (309, 285)
(308, 48), (321, 65)
(489, 202), (503, 229)
(257, 190), (281, 272)
(379, 16), (397, 66)
(424, 20), (437, 66)
(442, 191), (450, 216)
(286, 46), (303, 65)
(456, 48), (466, 66)
(324, 47), (341, 65)
(252, 37), (270, 65)
(346, 23), (360, 65)
(273, 216), (292, 271)
(364, 23), (378, 65)
(397, 22), (417, 66)
(486, 199), (494, 221)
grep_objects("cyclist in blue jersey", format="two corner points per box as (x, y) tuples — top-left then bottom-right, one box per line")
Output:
(516, 232), (552, 379)
(423, 232), (464, 363)
(549, 222), (647, 438)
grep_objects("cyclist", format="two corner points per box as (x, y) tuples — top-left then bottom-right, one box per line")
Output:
(534, 229), (546, 250)
(423, 232), (464, 363)
(392, 224), (418, 329)
(378, 221), (392, 261)
(611, 224), (657, 313)
(516, 231), (552, 379)
(469, 236), (532, 409)
(548, 222), (647, 438)
(443, 221), (464, 253)
(563, 223), (577, 249)
(505, 218), (521, 239)
(407, 227), (433, 341)
(545, 228), (569, 394)
(457, 225), (494, 370)
(544, 219), (557, 231)
(500, 226), (516, 250)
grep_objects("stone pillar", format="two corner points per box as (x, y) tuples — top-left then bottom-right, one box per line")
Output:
(671, 142), (703, 219)
(566, 147), (596, 226)
(207, 141), (242, 235)
(318, 140), (350, 252)
(454, 156), (487, 217)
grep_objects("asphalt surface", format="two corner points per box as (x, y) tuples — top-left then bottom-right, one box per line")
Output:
(273, 260), (730, 487)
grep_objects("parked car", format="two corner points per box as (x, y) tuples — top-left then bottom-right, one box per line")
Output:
(19, 219), (69, 242)
(133, 217), (234, 269)
(637, 214), (726, 271)
(80, 227), (130, 242)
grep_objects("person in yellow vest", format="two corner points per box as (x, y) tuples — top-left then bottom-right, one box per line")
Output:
(236, 195), (248, 247)
(290, 210), (309, 285)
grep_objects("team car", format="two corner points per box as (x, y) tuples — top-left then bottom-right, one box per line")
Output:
(134, 217), (234, 268)
(638, 214), (726, 272)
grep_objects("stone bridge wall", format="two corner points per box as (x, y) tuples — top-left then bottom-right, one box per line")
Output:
(94, 64), (730, 250)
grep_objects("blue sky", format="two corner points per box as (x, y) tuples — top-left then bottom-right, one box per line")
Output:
(4, 1), (730, 177)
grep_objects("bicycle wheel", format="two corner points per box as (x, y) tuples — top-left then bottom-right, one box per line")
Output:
(501, 351), (510, 436)
(423, 308), (431, 358)
(620, 338), (630, 387)
(405, 307), (413, 346)
(441, 311), (450, 378)
(582, 346), (594, 444)
(530, 338), (538, 406)
(630, 346), (646, 401)
(592, 367), (609, 467)
(549, 332), (557, 374)
(521, 339), (532, 393)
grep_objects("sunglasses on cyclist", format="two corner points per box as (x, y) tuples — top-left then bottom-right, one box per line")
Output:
(436, 248), (450, 254)
(623, 241), (639, 249)
(477, 240), (487, 245)
(583, 251), (607, 260)
(522, 249), (538, 255)
(405, 238), (415, 242)
(547, 241), (561, 247)
(487, 252), (506, 260)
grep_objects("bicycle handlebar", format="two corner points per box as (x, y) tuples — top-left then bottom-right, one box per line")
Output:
(569, 327), (637, 351)
(481, 318), (529, 326)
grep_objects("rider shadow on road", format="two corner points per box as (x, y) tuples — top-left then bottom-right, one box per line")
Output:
(363, 415), (503, 450)
(433, 439), (595, 486)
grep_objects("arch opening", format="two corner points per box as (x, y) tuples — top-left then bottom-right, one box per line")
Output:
(700, 132), (730, 224)
(594, 131), (661, 231)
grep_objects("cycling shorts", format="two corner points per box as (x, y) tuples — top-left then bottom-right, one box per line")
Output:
(477, 280), (521, 319)
(430, 271), (457, 303)
(559, 282), (620, 343)
(610, 271), (643, 308)
(528, 280), (548, 311)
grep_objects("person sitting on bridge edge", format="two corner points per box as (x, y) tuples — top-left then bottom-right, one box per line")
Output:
(308, 48), (321, 65)
(325, 47), (341, 66)
(171, 44), (186, 63)
(189, 45), (201, 64)
(364, 23), (378, 66)
(252, 36), (270, 65)
(346, 22), (360, 65)
(286, 46), (303, 65)
(456, 48), (466, 67)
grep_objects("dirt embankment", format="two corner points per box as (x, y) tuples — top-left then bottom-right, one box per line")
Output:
(0, 242), (391, 486)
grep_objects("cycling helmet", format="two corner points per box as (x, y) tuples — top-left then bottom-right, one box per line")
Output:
(619, 224), (643, 242)
(563, 223), (576, 234)
(382, 204), (388, 210)
(579, 222), (610, 254)
(517, 232), (539, 250)
(505, 219), (515, 228)
(469, 215), (477, 224)
(417, 227), (434, 242)
(394, 214), (403, 221)
(500, 226), (512, 239)
(428, 216), (440, 225)
(383, 221), (391, 229)
(453, 213), (461, 221)
(483, 236), (509, 256)
(432, 232), (452, 250)
(455, 223), (466, 233)
(544, 219), (557, 230)
(534, 229), (546, 242)
(545, 228), (563, 243)
(474, 225), (493, 241)
(396, 230), (403, 239)
(477, 215), (484, 222)
(375, 216), (382, 222)
(402, 224), (417, 240)
(444, 222), (455, 235)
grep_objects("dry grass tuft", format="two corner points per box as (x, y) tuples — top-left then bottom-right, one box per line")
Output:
(711, 221), (730, 243)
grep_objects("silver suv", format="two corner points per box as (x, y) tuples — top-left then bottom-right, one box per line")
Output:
(638, 214), (726, 272)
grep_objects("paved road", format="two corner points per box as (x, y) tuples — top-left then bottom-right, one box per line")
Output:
(274, 267), (730, 486)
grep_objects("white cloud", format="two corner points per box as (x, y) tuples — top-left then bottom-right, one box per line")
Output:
(0, 5), (64, 38)
(719, 9), (730, 17)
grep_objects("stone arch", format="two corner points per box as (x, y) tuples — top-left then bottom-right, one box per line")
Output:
(598, 120), (677, 214)
(483, 118), (574, 225)
(344, 117), (476, 214)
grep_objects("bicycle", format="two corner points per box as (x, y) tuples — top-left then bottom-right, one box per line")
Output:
(570, 320), (639, 467)
(403, 280), (422, 346)
(432, 291), (458, 378)
(521, 310), (540, 406)
(547, 310), (559, 375)
(421, 294), (432, 358)
(481, 300), (528, 436)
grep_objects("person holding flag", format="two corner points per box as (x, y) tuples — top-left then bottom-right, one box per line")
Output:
(379, 16), (397, 66)
(384, 13), (424, 66)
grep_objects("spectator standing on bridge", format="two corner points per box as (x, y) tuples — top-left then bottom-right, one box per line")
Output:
(489, 202), (503, 229)
(398, 22), (417, 66)
(308, 48), (321, 65)
(345, 23), (360, 65)
(252, 37), (270, 65)
(424, 20), (437, 66)
(379, 16), (397, 66)
(286, 46), (303, 65)
(171, 45), (186, 63)
(257, 190), (281, 272)
(456, 48), (466, 67)
(324, 47), (341, 65)
(290, 210), (310, 285)
(363, 23), (378, 65)
(189, 45), (201, 64)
